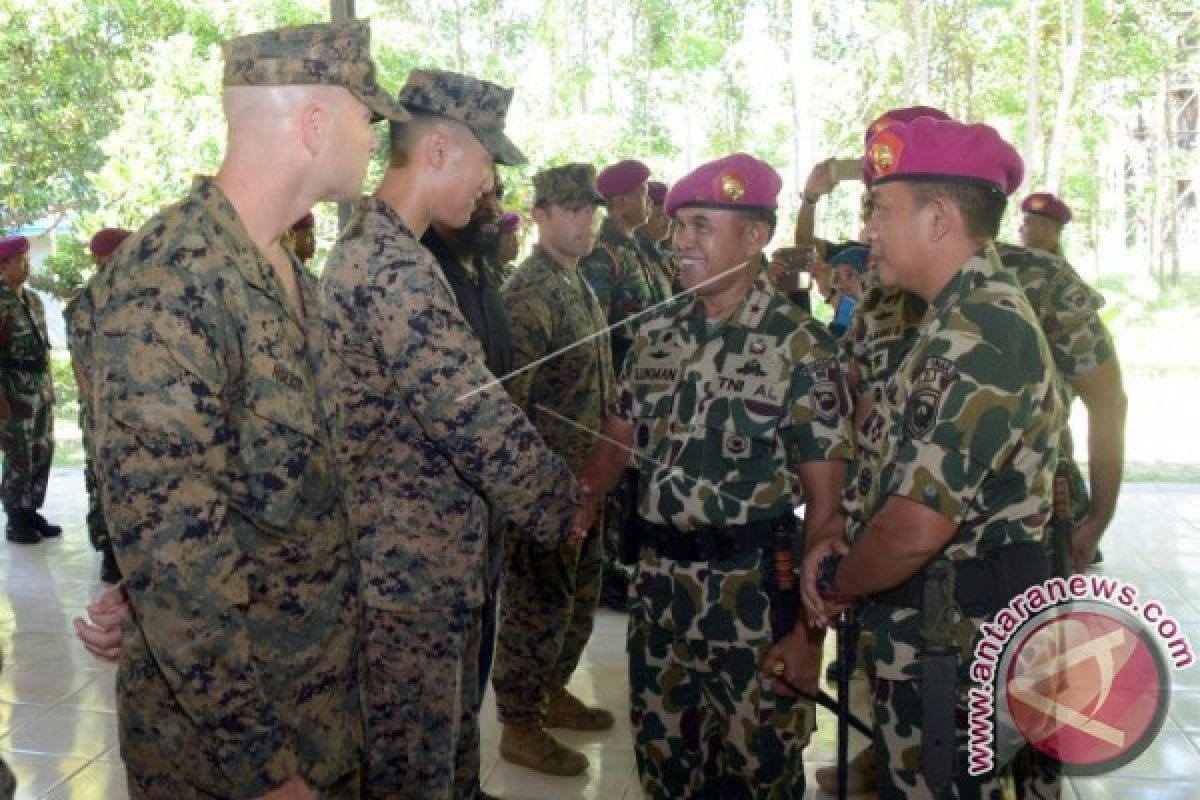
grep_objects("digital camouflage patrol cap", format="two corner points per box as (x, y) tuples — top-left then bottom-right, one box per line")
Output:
(532, 164), (606, 209)
(397, 69), (526, 166)
(222, 20), (409, 124)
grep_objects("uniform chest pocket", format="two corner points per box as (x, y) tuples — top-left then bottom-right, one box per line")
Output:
(692, 421), (778, 484)
(238, 360), (330, 534)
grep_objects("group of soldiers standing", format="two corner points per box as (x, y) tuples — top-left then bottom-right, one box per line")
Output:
(0, 13), (1130, 800)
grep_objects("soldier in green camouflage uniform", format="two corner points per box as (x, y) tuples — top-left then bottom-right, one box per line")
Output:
(491, 164), (616, 777)
(805, 118), (1065, 799)
(633, 179), (674, 293)
(82, 21), (407, 797)
(993, 241), (1124, 566)
(65, 228), (130, 581)
(320, 71), (587, 800)
(581, 159), (673, 370)
(580, 154), (854, 799)
(0, 235), (58, 546)
(582, 162), (675, 613)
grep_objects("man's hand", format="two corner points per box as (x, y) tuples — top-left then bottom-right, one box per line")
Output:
(566, 480), (599, 546)
(73, 584), (130, 662)
(802, 537), (851, 628)
(762, 626), (824, 697)
(1072, 516), (1105, 572)
(804, 158), (836, 199)
(259, 774), (313, 800)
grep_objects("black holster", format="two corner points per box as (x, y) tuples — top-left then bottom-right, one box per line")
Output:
(919, 564), (958, 794)
(617, 468), (641, 566)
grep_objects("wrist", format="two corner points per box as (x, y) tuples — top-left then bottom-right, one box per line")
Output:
(802, 192), (821, 205)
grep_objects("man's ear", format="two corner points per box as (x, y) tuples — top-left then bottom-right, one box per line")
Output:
(924, 195), (956, 244)
(300, 102), (326, 158)
(424, 124), (451, 171)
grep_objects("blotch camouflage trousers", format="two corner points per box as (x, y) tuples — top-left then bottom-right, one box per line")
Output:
(492, 525), (604, 723)
(870, 671), (1031, 799)
(363, 606), (482, 800)
(629, 616), (815, 799)
(0, 393), (52, 513)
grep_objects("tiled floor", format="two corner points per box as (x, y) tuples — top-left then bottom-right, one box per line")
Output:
(2, 469), (1200, 798)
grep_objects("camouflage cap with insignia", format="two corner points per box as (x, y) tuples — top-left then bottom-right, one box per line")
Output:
(222, 20), (408, 124)
(533, 163), (606, 209)
(397, 69), (526, 166)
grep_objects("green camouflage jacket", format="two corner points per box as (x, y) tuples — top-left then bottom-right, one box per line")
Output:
(616, 271), (853, 642)
(852, 253), (1065, 681)
(0, 283), (51, 404)
(615, 271), (854, 530)
(581, 216), (674, 368)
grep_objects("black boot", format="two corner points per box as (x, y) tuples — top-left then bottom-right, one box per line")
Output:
(28, 510), (62, 538)
(101, 548), (123, 584)
(6, 511), (40, 545)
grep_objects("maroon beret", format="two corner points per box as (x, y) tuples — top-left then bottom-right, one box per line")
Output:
(646, 180), (668, 206)
(865, 117), (1024, 197)
(291, 212), (315, 231)
(864, 105), (953, 145)
(595, 159), (650, 199)
(89, 228), (132, 259)
(665, 153), (781, 217)
(498, 212), (521, 233)
(0, 235), (30, 262)
(1021, 193), (1072, 225)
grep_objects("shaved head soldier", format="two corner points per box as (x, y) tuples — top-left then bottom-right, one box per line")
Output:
(82, 21), (405, 798)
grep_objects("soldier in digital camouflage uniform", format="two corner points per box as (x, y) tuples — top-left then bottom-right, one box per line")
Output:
(579, 153), (854, 799)
(0, 235), (59, 546)
(490, 163), (615, 777)
(804, 118), (1065, 799)
(319, 70), (588, 800)
(82, 21), (406, 798)
(65, 228), (130, 581)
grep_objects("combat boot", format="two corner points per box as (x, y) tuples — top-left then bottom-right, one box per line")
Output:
(28, 510), (61, 538)
(544, 687), (614, 731)
(814, 742), (877, 794)
(5, 511), (40, 545)
(499, 722), (589, 776)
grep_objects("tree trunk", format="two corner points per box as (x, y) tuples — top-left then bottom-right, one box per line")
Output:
(903, 0), (930, 99)
(579, 0), (590, 113)
(1149, 76), (1168, 285)
(1045, 0), (1084, 192)
(1025, 0), (1042, 184)
(790, 0), (814, 187)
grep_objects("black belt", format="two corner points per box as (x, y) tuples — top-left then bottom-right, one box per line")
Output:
(636, 515), (783, 563)
(0, 356), (48, 373)
(871, 540), (1050, 617)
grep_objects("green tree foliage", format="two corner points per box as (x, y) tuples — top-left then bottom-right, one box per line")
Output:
(2, 0), (1195, 295)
